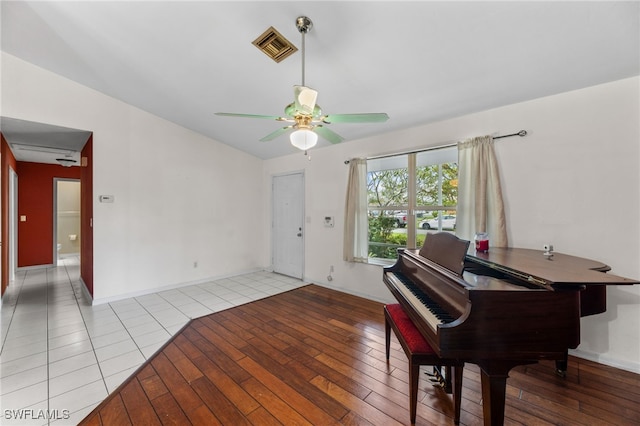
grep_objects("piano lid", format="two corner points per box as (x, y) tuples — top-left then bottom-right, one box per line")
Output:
(466, 248), (640, 287)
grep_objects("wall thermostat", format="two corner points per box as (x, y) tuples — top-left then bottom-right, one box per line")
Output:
(324, 216), (334, 228)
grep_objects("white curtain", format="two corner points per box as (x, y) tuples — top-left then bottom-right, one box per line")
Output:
(343, 158), (369, 262)
(456, 135), (508, 247)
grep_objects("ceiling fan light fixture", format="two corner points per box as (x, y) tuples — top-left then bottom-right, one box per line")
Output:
(217, 15), (388, 153)
(290, 129), (318, 151)
(294, 85), (318, 115)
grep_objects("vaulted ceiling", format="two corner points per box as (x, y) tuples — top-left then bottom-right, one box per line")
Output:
(2, 1), (639, 161)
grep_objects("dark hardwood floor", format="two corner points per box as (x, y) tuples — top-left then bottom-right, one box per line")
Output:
(80, 284), (640, 425)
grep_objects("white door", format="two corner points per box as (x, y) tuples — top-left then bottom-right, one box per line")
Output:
(272, 173), (304, 279)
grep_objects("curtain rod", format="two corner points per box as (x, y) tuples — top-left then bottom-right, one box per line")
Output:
(344, 130), (527, 164)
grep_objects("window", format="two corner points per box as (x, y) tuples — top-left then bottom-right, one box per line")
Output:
(367, 147), (457, 261)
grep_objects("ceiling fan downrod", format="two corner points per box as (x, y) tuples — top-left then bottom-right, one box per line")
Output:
(296, 16), (313, 87)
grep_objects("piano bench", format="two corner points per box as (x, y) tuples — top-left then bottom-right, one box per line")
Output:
(384, 304), (464, 425)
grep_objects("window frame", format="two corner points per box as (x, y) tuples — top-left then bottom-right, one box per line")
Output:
(366, 146), (457, 263)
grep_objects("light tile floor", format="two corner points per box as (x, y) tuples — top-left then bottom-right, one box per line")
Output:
(0, 255), (306, 425)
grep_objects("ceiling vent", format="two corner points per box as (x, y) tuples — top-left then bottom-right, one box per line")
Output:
(252, 26), (297, 63)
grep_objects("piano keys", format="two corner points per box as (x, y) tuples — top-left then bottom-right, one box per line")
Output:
(383, 232), (639, 426)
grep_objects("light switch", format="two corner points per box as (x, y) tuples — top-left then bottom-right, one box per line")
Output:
(20, 215), (26, 222)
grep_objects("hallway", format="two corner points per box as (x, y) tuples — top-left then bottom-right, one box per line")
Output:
(0, 256), (305, 425)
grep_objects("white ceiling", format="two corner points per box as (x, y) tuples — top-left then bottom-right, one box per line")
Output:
(1, 1), (639, 161)
(0, 117), (90, 165)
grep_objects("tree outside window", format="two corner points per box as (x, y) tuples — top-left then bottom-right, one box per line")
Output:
(367, 148), (458, 261)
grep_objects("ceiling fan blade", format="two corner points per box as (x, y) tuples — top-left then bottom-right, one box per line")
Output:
(293, 85), (318, 115)
(260, 126), (293, 142)
(322, 113), (389, 124)
(215, 112), (284, 120)
(314, 125), (344, 144)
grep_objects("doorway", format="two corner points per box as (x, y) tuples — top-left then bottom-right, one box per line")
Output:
(272, 172), (304, 279)
(0, 119), (93, 299)
(54, 179), (81, 266)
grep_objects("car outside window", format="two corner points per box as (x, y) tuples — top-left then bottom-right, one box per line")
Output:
(367, 147), (457, 261)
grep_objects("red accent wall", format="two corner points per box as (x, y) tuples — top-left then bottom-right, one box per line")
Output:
(80, 137), (93, 296)
(1, 135), (17, 296)
(17, 162), (80, 267)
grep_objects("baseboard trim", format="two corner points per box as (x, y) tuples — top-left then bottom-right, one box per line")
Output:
(17, 264), (54, 272)
(90, 267), (265, 305)
(569, 348), (640, 374)
(79, 277), (93, 305)
(309, 277), (393, 305)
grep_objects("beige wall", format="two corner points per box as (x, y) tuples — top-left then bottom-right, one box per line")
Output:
(2, 52), (265, 302)
(3, 50), (638, 373)
(264, 76), (640, 373)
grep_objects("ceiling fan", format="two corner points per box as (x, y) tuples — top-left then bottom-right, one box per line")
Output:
(215, 16), (389, 152)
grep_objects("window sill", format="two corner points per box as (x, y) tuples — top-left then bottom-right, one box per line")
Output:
(366, 258), (395, 267)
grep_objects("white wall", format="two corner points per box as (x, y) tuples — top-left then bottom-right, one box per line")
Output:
(2, 52), (265, 302)
(263, 76), (640, 373)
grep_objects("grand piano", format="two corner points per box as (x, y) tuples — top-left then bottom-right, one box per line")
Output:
(383, 233), (639, 426)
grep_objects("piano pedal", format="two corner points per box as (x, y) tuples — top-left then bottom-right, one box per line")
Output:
(427, 376), (447, 389)
(425, 369), (447, 389)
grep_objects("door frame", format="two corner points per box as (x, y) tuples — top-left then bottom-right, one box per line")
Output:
(9, 168), (17, 283)
(53, 178), (80, 267)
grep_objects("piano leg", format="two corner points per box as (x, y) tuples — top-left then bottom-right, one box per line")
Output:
(410, 363), (421, 425)
(477, 361), (529, 426)
(453, 364), (464, 425)
(384, 316), (391, 361)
